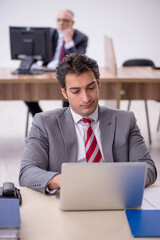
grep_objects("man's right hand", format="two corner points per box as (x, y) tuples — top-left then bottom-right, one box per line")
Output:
(62, 28), (74, 43)
(47, 174), (61, 190)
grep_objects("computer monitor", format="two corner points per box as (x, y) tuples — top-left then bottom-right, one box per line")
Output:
(9, 26), (52, 74)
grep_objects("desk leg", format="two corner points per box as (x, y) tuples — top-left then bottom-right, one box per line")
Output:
(116, 82), (121, 109)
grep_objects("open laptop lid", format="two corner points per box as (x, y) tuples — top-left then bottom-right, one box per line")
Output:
(59, 162), (146, 211)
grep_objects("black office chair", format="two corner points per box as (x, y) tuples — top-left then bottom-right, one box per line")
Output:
(123, 59), (155, 68)
(123, 59), (155, 145)
(25, 101), (44, 137)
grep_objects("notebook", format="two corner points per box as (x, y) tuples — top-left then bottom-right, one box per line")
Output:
(59, 162), (146, 211)
(0, 198), (21, 239)
(125, 209), (160, 237)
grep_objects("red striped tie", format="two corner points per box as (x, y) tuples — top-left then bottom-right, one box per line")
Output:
(82, 118), (102, 163)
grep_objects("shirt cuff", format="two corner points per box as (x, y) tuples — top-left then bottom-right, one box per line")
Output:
(46, 186), (60, 195)
(45, 176), (60, 195)
(65, 40), (74, 49)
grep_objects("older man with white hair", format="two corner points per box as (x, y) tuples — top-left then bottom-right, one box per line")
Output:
(25, 9), (88, 114)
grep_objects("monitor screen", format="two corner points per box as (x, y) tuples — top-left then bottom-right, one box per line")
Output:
(9, 26), (52, 74)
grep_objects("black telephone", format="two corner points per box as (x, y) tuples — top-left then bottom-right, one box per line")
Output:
(0, 182), (22, 205)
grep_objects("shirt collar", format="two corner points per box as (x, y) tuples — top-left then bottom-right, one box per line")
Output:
(70, 106), (99, 124)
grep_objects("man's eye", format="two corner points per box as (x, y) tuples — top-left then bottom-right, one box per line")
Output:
(71, 90), (79, 94)
(88, 85), (96, 90)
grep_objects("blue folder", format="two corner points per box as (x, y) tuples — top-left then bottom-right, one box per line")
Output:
(125, 209), (160, 237)
(0, 198), (21, 228)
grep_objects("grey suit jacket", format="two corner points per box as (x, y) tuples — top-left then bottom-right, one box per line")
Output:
(19, 106), (157, 194)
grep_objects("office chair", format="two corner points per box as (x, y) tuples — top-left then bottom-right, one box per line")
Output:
(123, 59), (155, 145)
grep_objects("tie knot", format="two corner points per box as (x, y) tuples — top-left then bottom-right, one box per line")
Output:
(82, 118), (92, 125)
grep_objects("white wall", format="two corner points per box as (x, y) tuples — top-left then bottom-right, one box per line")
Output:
(0, 0), (160, 68)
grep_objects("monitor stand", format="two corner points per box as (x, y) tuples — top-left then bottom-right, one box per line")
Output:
(11, 56), (44, 75)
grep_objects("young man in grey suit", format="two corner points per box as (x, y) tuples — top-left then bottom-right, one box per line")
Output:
(25, 9), (88, 115)
(19, 53), (157, 194)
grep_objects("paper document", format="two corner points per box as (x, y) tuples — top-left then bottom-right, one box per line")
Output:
(142, 186), (160, 209)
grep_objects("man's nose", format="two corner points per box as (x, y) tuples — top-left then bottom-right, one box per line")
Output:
(81, 91), (90, 102)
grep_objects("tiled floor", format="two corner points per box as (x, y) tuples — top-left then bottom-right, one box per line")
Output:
(0, 100), (159, 187)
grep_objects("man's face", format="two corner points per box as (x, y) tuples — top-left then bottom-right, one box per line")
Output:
(57, 11), (74, 32)
(61, 71), (100, 117)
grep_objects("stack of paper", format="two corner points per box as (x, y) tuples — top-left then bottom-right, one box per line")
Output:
(0, 198), (21, 239)
(143, 186), (160, 209)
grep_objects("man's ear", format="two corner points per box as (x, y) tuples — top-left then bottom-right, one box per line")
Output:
(72, 20), (74, 26)
(61, 88), (68, 100)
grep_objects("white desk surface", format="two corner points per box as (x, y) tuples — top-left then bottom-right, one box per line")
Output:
(19, 186), (160, 240)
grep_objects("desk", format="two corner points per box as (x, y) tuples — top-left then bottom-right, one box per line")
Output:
(20, 187), (160, 240)
(0, 67), (160, 108)
(100, 67), (160, 108)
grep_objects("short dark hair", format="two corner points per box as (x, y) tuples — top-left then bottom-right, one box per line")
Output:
(56, 53), (100, 89)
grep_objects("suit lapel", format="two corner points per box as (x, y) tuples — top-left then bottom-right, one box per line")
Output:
(57, 108), (77, 163)
(99, 107), (116, 162)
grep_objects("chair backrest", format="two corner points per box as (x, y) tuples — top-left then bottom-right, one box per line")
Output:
(123, 59), (155, 67)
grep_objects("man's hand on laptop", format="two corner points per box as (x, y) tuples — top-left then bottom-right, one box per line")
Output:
(47, 174), (61, 190)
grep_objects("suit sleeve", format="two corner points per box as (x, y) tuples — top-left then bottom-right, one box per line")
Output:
(65, 32), (88, 55)
(19, 114), (59, 195)
(128, 112), (157, 187)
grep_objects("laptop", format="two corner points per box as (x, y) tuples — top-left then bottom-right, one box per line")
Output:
(58, 162), (146, 211)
